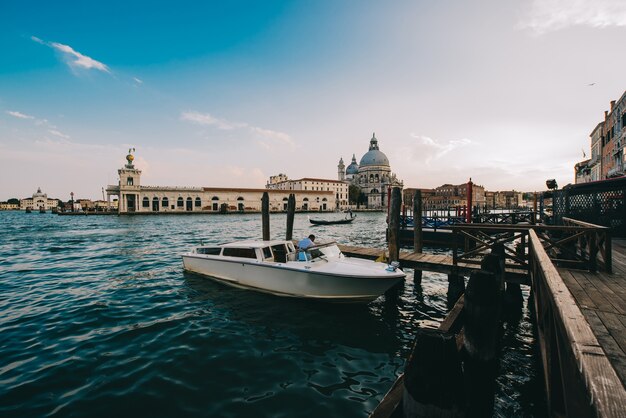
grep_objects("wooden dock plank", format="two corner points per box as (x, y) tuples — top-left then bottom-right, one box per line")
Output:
(555, 238), (626, 410)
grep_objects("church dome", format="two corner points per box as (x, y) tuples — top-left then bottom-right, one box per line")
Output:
(359, 133), (389, 167)
(346, 154), (359, 175)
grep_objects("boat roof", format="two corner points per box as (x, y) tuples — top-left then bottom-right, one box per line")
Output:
(217, 240), (292, 249)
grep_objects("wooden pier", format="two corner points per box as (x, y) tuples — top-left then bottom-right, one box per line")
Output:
(338, 244), (529, 284)
(530, 233), (626, 417)
(362, 186), (626, 417)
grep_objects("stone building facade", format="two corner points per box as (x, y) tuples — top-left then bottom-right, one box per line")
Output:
(338, 133), (403, 209)
(266, 176), (349, 210)
(20, 188), (59, 211)
(106, 150), (335, 214)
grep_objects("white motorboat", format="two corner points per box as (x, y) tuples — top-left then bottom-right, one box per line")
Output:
(182, 240), (405, 302)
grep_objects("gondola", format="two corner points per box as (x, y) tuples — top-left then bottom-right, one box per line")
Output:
(309, 214), (356, 225)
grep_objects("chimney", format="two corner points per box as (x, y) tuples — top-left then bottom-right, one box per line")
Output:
(611, 100), (616, 111)
(605, 110), (609, 119)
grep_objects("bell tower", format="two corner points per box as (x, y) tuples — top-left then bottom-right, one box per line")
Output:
(338, 157), (345, 181)
(118, 148), (142, 212)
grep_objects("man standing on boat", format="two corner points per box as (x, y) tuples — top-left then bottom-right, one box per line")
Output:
(298, 234), (316, 250)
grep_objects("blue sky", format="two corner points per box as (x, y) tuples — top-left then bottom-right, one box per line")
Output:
(1, 0), (626, 200)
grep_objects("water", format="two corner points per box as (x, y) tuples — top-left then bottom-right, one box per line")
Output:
(0, 211), (545, 417)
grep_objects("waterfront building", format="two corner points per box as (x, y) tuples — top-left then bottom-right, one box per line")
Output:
(574, 159), (592, 184)
(417, 182), (486, 210)
(338, 133), (403, 209)
(402, 188), (435, 208)
(0, 202), (19, 210)
(589, 122), (604, 182)
(581, 91), (625, 182)
(106, 150), (334, 214)
(266, 176), (349, 209)
(19, 188), (59, 211)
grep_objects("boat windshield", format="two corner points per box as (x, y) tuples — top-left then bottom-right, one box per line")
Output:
(318, 244), (342, 258)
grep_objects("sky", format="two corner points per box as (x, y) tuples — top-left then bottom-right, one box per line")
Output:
(1, 0), (626, 200)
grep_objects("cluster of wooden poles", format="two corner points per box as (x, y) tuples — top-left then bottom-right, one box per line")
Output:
(373, 187), (525, 417)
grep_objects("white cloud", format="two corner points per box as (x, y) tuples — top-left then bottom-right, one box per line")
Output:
(180, 111), (294, 150)
(180, 111), (245, 130)
(410, 133), (471, 164)
(32, 36), (111, 73)
(133, 77), (143, 84)
(250, 127), (294, 147)
(519, 0), (626, 34)
(48, 129), (71, 139)
(6, 111), (34, 119)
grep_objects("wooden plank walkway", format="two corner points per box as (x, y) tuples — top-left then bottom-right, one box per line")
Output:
(558, 239), (626, 387)
(338, 244), (529, 284)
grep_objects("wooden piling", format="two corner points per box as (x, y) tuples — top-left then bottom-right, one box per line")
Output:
(402, 329), (465, 418)
(388, 187), (402, 262)
(463, 269), (501, 417)
(466, 178), (473, 224)
(286, 193), (295, 240)
(447, 268), (465, 308)
(262, 192), (270, 241)
(413, 190), (423, 284)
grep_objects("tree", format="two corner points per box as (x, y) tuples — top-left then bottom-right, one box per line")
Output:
(7, 198), (19, 205)
(348, 185), (361, 205)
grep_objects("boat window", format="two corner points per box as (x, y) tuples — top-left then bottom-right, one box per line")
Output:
(271, 244), (287, 262)
(222, 247), (257, 259)
(197, 247), (221, 255)
(262, 247), (273, 259)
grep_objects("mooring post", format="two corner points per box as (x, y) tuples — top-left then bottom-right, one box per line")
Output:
(463, 269), (501, 417)
(388, 187), (402, 263)
(413, 189), (423, 284)
(466, 178), (473, 224)
(532, 192), (538, 225)
(402, 329), (464, 417)
(447, 267), (464, 308)
(262, 192), (270, 241)
(285, 193), (296, 241)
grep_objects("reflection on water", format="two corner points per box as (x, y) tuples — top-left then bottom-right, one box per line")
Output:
(0, 211), (544, 417)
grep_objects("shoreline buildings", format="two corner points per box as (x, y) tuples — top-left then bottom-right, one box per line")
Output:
(105, 150), (337, 214)
(576, 91), (626, 183)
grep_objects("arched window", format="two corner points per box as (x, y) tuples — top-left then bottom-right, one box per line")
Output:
(237, 197), (244, 212)
(186, 197), (192, 211)
(177, 197), (184, 207)
(152, 197), (159, 211)
(195, 197), (201, 207)
(212, 196), (219, 211)
(162, 197), (169, 208)
(142, 197), (150, 207)
(282, 197), (289, 211)
(127, 177), (134, 186)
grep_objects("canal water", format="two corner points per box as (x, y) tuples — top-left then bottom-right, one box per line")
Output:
(0, 211), (545, 417)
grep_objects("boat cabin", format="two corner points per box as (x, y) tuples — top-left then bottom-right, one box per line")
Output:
(192, 240), (343, 264)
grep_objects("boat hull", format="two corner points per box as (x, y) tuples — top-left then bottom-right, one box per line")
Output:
(182, 255), (404, 302)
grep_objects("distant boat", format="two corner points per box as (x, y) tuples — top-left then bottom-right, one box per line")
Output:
(309, 216), (356, 225)
(25, 207), (32, 213)
(39, 207), (46, 214)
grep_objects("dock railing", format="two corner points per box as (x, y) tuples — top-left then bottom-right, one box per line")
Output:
(561, 217), (612, 273)
(528, 229), (625, 417)
(450, 222), (613, 274)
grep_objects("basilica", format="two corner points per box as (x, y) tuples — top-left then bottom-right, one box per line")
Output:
(338, 133), (403, 209)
